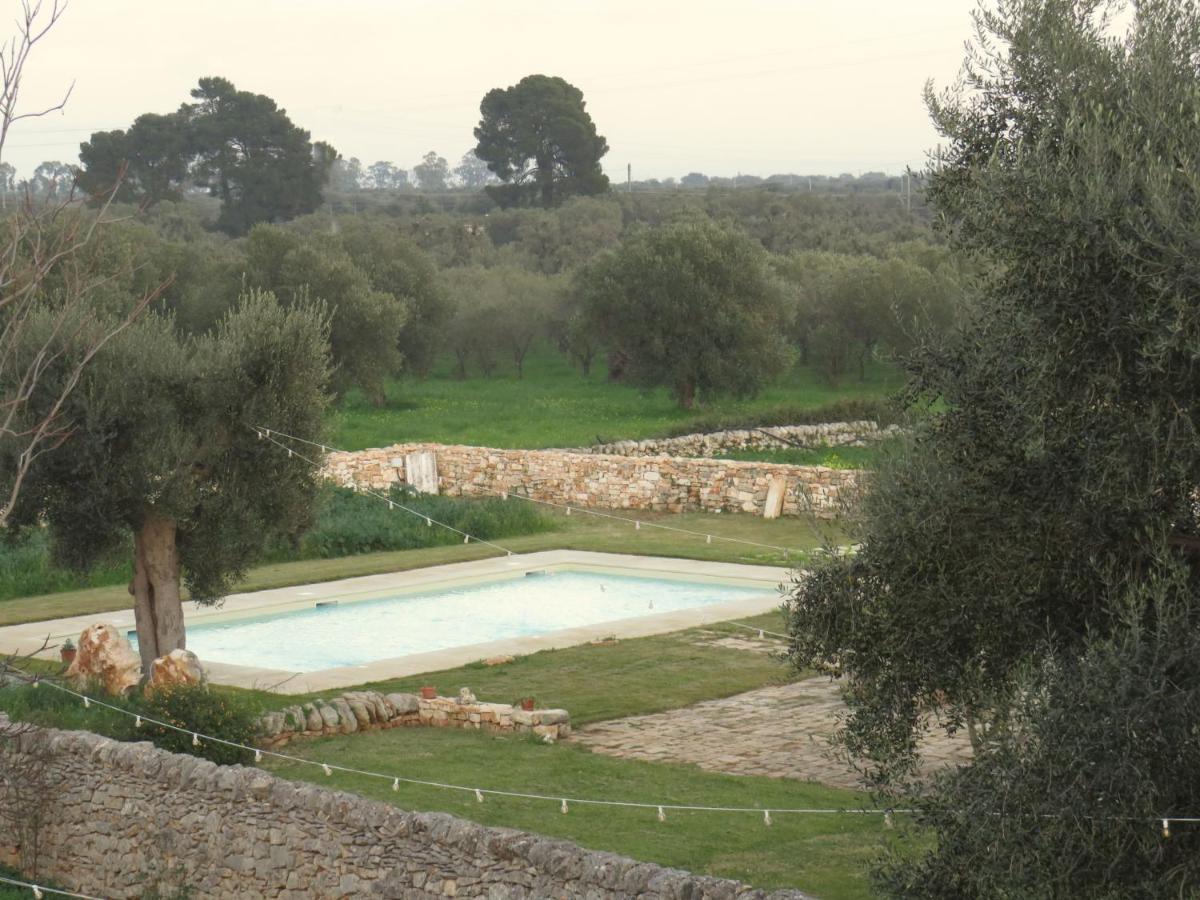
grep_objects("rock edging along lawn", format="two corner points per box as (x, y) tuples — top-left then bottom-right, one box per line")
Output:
(324, 442), (859, 517)
(588, 421), (900, 458)
(0, 716), (814, 899)
(259, 689), (571, 747)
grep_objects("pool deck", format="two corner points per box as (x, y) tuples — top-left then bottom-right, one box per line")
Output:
(0, 551), (794, 694)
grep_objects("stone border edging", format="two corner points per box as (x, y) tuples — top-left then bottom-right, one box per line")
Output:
(259, 690), (571, 747)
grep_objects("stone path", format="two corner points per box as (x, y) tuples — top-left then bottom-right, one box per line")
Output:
(571, 677), (971, 790)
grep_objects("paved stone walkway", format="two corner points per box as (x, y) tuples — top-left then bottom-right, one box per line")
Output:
(571, 678), (971, 790)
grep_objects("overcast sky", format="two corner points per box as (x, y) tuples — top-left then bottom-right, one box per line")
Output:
(4, 0), (974, 181)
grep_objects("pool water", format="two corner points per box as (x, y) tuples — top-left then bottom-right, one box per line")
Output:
(167, 570), (775, 672)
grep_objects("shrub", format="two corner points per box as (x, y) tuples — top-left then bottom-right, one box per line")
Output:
(136, 684), (260, 766)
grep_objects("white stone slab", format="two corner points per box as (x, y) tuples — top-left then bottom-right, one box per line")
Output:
(405, 450), (439, 494)
(763, 475), (787, 519)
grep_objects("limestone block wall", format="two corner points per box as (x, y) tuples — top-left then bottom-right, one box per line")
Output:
(258, 690), (571, 748)
(0, 718), (812, 899)
(589, 421), (900, 457)
(323, 443), (860, 518)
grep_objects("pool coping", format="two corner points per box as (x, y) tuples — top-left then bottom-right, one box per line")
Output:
(0, 551), (797, 694)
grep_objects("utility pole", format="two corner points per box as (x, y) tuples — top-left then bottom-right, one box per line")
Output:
(627, 163), (632, 194)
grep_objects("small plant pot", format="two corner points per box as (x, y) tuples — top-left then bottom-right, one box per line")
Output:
(520, 697), (535, 711)
(60, 648), (76, 665)
(420, 686), (437, 700)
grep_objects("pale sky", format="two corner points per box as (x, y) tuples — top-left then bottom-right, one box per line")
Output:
(4, 0), (974, 181)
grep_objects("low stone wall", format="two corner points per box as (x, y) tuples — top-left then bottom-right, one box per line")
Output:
(0, 717), (812, 899)
(589, 421), (900, 458)
(324, 443), (859, 518)
(259, 689), (571, 748)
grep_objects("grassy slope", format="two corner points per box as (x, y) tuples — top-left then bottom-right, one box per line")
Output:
(332, 342), (902, 451)
(0, 510), (840, 627)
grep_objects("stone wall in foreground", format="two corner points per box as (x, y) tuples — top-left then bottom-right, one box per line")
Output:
(323, 443), (860, 518)
(588, 421), (899, 458)
(0, 718), (812, 899)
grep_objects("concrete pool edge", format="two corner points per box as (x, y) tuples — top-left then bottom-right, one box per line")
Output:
(0, 551), (798, 694)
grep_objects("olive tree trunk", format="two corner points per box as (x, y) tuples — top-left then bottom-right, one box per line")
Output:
(130, 510), (185, 672)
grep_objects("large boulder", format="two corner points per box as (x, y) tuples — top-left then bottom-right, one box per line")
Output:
(65, 624), (141, 696)
(145, 649), (205, 695)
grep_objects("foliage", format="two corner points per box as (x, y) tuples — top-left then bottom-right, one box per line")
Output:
(0, 681), (260, 767)
(874, 572), (1200, 899)
(6, 291), (332, 667)
(474, 74), (609, 207)
(576, 220), (791, 408)
(774, 251), (961, 385)
(335, 219), (448, 378)
(276, 485), (554, 560)
(76, 76), (334, 235)
(137, 683), (259, 766)
(785, 0), (1200, 893)
(242, 225), (408, 402)
(413, 150), (450, 191)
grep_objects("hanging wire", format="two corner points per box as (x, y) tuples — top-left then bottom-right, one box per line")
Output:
(11, 668), (904, 823)
(0, 875), (107, 900)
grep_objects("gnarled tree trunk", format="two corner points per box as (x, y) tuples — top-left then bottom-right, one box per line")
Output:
(130, 510), (185, 672)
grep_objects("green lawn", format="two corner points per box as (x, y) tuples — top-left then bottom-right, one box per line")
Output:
(332, 342), (903, 451)
(266, 727), (886, 899)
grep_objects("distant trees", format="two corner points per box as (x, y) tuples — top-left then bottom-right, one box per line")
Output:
(76, 77), (335, 235)
(241, 225), (410, 403)
(413, 151), (449, 191)
(775, 250), (960, 384)
(474, 74), (609, 208)
(577, 221), (790, 408)
(368, 160), (408, 191)
(454, 151), (498, 189)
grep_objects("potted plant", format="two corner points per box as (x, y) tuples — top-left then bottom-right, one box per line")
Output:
(60, 638), (76, 665)
(420, 685), (437, 700)
(520, 697), (536, 711)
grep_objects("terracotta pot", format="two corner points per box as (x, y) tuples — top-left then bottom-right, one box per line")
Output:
(60, 648), (76, 664)
(520, 697), (535, 711)
(420, 686), (437, 700)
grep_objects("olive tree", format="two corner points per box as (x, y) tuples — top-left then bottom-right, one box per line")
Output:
(576, 221), (790, 408)
(6, 293), (331, 669)
(785, 1), (1200, 893)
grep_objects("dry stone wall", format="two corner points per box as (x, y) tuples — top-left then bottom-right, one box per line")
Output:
(0, 717), (813, 899)
(258, 690), (571, 748)
(324, 443), (859, 518)
(589, 421), (900, 458)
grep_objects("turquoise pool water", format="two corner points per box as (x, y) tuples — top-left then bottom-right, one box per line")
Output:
(168, 570), (776, 672)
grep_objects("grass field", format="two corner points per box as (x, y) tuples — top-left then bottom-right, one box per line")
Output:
(332, 342), (903, 451)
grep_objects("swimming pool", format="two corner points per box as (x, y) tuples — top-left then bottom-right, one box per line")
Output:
(161, 570), (776, 672)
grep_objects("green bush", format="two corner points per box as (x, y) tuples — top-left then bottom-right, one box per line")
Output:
(280, 484), (553, 560)
(0, 681), (260, 767)
(137, 683), (259, 766)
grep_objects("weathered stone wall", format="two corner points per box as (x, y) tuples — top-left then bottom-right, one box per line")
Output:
(324, 443), (860, 518)
(588, 421), (900, 458)
(258, 689), (571, 748)
(0, 717), (811, 899)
